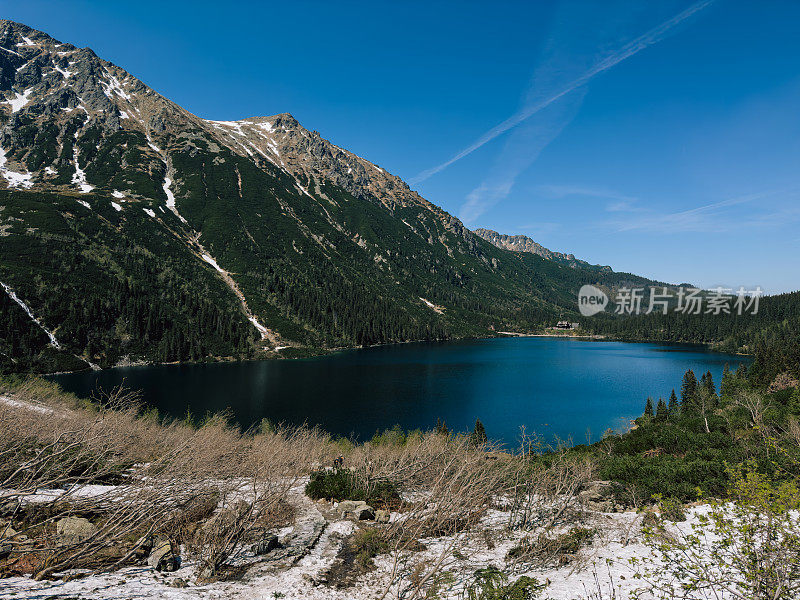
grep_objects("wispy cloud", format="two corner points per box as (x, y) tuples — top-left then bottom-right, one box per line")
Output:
(606, 190), (800, 233)
(411, 0), (714, 186)
(534, 184), (640, 212)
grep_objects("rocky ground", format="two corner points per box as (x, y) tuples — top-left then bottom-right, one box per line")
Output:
(0, 478), (697, 600)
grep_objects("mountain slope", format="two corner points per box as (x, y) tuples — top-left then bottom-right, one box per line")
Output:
(473, 228), (612, 272)
(0, 21), (656, 372)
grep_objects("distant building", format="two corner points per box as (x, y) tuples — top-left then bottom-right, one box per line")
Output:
(555, 321), (571, 329)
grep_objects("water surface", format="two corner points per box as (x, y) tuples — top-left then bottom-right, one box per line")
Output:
(49, 338), (747, 445)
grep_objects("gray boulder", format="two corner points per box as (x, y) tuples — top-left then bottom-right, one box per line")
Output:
(338, 500), (367, 514)
(148, 538), (179, 572)
(252, 533), (280, 555)
(351, 506), (375, 521)
(56, 517), (98, 544)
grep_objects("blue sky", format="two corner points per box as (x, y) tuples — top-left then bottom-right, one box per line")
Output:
(5, 0), (800, 293)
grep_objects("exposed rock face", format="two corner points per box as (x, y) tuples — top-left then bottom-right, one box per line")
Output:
(473, 228), (612, 272)
(55, 517), (98, 543)
(0, 20), (478, 253)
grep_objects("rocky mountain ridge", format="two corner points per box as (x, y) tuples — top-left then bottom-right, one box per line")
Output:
(473, 228), (612, 272)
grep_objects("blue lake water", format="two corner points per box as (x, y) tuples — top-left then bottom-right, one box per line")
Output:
(48, 337), (748, 446)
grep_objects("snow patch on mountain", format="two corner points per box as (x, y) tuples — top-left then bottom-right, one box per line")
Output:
(0, 281), (61, 348)
(0, 147), (33, 189)
(4, 88), (33, 113)
(71, 147), (94, 193)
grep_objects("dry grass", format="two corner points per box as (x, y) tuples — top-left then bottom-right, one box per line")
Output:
(0, 377), (595, 592)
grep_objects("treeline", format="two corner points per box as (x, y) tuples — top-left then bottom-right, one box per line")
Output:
(586, 290), (800, 356)
(577, 340), (800, 501)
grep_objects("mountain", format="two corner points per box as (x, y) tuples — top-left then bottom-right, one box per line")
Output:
(0, 21), (658, 373)
(473, 228), (612, 272)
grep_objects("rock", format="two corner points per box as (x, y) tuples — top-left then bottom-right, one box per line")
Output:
(252, 533), (280, 556)
(55, 517), (98, 544)
(148, 539), (179, 572)
(351, 506), (375, 521)
(338, 500), (367, 514)
(375, 509), (391, 524)
(169, 577), (188, 588)
(339, 500), (374, 520)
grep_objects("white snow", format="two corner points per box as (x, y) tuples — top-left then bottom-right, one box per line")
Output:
(44, 166), (56, 175)
(100, 70), (132, 101)
(17, 36), (35, 47)
(4, 88), (33, 113)
(201, 253), (224, 273)
(163, 176), (188, 223)
(71, 146), (94, 193)
(248, 316), (270, 337)
(112, 190), (125, 198)
(119, 110), (129, 119)
(111, 202), (122, 212)
(77, 200), (91, 209)
(53, 62), (73, 78)
(147, 140), (162, 154)
(0, 281), (61, 348)
(0, 46), (23, 58)
(163, 176), (176, 207)
(0, 394), (54, 415)
(0, 147), (34, 189)
(143, 208), (156, 218)
(257, 121), (274, 132)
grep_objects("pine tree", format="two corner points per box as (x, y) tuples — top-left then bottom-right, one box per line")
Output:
(656, 398), (668, 420)
(702, 370), (718, 407)
(471, 418), (488, 447)
(680, 370), (699, 408)
(668, 389), (679, 417)
(644, 397), (655, 418)
(720, 363), (733, 399)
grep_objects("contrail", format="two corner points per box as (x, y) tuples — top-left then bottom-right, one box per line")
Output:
(410, 0), (714, 185)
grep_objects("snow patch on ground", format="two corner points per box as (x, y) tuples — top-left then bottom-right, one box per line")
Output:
(44, 166), (56, 175)
(71, 147), (94, 193)
(17, 36), (35, 47)
(0, 146), (33, 189)
(143, 208), (156, 218)
(0, 281), (61, 348)
(111, 201), (122, 212)
(112, 190), (125, 198)
(0, 394), (55, 415)
(419, 297), (445, 314)
(4, 88), (33, 113)
(119, 110), (129, 119)
(162, 176), (187, 223)
(201, 253), (224, 273)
